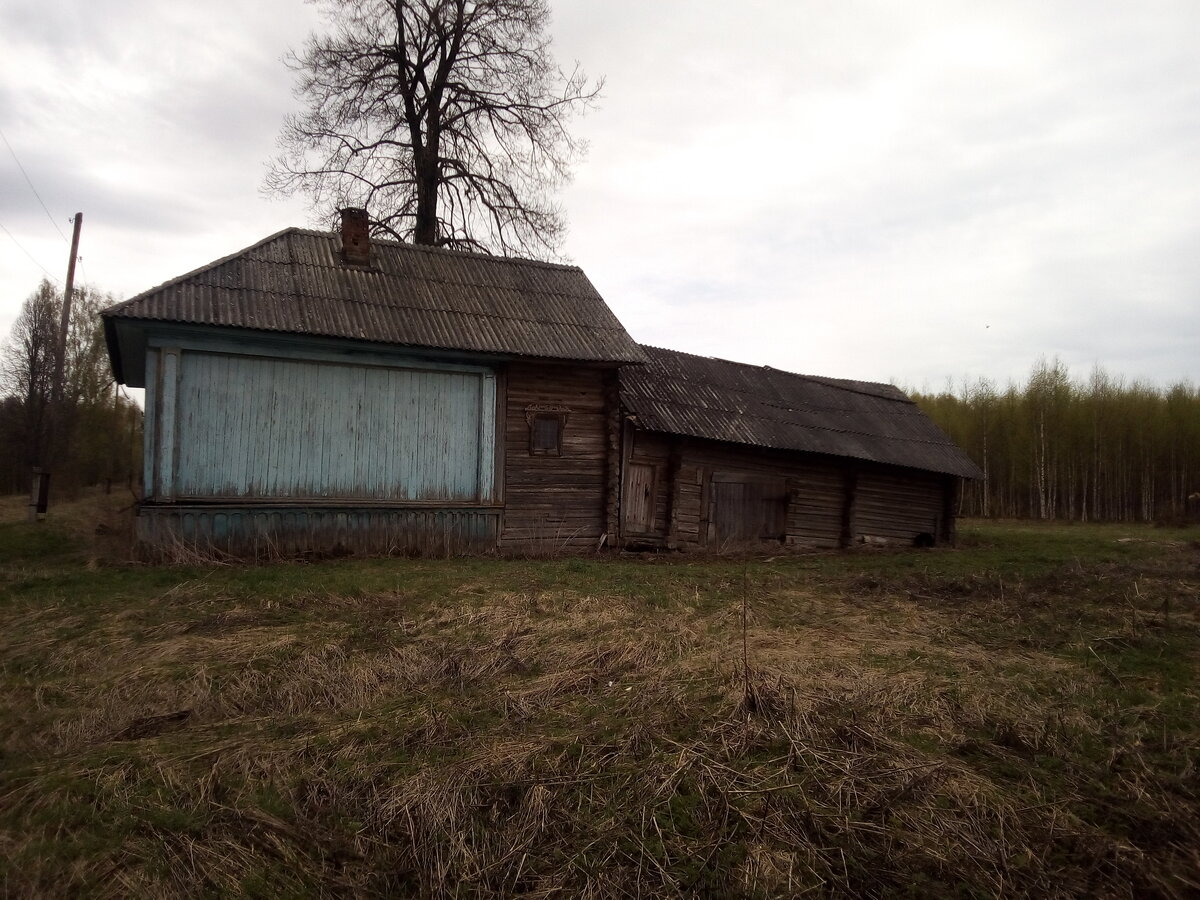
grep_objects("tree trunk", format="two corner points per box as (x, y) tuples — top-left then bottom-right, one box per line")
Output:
(413, 153), (440, 245)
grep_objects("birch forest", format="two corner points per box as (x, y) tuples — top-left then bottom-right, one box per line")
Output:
(911, 359), (1200, 523)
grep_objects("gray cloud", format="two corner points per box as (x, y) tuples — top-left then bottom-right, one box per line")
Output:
(2, 0), (1198, 388)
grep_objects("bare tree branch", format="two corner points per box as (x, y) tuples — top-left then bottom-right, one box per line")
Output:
(264, 0), (601, 258)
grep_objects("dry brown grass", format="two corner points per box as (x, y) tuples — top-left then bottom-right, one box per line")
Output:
(2, 521), (1198, 897)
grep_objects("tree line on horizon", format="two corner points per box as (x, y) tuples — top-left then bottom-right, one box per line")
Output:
(1, 279), (142, 499)
(910, 359), (1200, 523)
(7, 3), (1196, 526)
(5, 282), (1197, 528)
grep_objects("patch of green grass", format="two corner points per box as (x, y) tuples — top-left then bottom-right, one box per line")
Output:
(0, 522), (86, 568)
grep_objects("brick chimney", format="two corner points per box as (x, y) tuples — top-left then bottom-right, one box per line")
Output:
(340, 207), (371, 266)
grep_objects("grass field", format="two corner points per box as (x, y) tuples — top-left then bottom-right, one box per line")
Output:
(1, 494), (1198, 897)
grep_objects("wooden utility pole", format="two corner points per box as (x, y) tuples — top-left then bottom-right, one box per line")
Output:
(27, 212), (82, 522)
(54, 212), (83, 401)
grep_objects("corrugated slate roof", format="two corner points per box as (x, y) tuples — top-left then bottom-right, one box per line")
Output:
(104, 228), (646, 365)
(620, 346), (983, 479)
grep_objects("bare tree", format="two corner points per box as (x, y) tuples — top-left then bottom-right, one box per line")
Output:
(1, 280), (59, 471)
(61, 287), (117, 410)
(1, 280), (139, 494)
(266, 0), (601, 258)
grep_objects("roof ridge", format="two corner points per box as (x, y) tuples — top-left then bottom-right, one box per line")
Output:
(113, 284), (633, 333)
(103, 227), (302, 317)
(213, 253), (600, 303)
(290, 228), (586, 273)
(639, 343), (912, 405)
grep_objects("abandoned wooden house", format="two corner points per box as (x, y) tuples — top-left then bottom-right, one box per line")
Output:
(103, 209), (645, 555)
(104, 209), (981, 555)
(617, 346), (983, 549)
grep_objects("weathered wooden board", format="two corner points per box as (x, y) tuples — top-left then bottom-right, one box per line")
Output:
(708, 475), (788, 545)
(137, 505), (500, 557)
(149, 347), (496, 503)
(623, 462), (657, 534)
(619, 429), (673, 544)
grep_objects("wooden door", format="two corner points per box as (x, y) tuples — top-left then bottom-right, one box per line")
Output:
(710, 480), (750, 543)
(709, 475), (787, 545)
(623, 463), (656, 534)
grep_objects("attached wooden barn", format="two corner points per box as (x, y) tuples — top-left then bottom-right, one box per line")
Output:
(103, 209), (645, 555)
(617, 347), (984, 549)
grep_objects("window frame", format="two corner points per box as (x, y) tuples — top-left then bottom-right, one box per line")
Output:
(525, 405), (570, 457)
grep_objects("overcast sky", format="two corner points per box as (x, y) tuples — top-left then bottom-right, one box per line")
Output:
(2, 0), (1197, 391)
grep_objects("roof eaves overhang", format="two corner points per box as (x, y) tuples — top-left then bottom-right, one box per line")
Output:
(103, 315), (125, 385)
(623, 416), (985, 480)
(99, 316), (646, 387)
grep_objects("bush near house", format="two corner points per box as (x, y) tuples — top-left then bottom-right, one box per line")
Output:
(1, 493), (1198, 897)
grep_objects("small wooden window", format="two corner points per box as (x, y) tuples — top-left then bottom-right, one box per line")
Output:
(531, 414), (562, 454)
(526, 406), (569, 456)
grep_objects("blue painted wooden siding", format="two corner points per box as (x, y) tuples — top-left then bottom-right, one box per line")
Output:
(147, 347), (496, 502)
(137, 505), (501, 557)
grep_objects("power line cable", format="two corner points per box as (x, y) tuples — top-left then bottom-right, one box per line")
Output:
(0, 220), (62, 284)
(0, 126), (69, 243)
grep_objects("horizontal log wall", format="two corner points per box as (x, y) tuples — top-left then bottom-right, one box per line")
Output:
(787, 460), (847, 548)
(499, 364), (612, 552)
(855, 468), (946, 543)
(620, 429), (957, 550)
(675, 442), (846, 549)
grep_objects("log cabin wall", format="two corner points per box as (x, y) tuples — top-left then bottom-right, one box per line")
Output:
(617, 346), (982, 552)
(672, 441), (846, 549)
(499, 363), (613, 552)
(619, 429), (958, 550)
(854, 467), (952, 544)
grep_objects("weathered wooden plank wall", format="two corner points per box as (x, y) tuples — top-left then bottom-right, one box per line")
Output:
(137, 506), (500, 557)
(855, 469), (946, 542)
(499, 363), (611, 552)
(622, 463), (657, 534)
(620, 430), (956, 550)
(137, 334), (509, 557)
(147, 347), (496, 503)
(683, 443), (847, 549)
